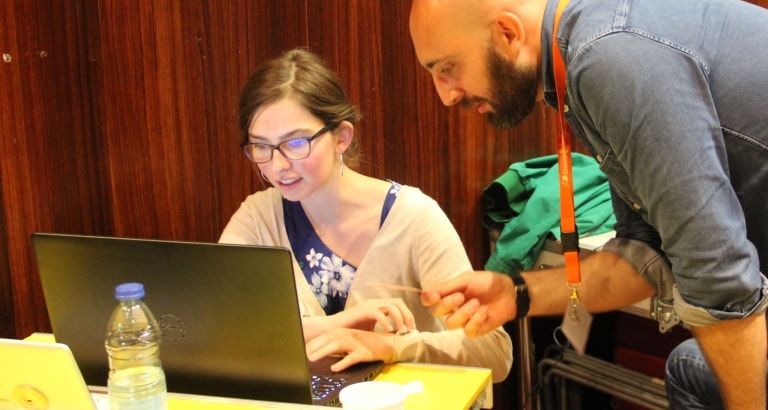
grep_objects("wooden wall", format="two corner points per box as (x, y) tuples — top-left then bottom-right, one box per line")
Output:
(2, 0), (766, 345)
(1, 0), (557, 340)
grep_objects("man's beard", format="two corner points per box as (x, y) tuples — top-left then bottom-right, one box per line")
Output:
(483, 47), (538, 130)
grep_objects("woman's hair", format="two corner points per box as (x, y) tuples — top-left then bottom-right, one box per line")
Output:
(238, 48), (362, 167)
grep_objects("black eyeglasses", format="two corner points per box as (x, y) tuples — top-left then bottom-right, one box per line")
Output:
(241, 125), (331, 164)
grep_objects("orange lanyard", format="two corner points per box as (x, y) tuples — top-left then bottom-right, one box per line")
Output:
(552, 0), (581, 287)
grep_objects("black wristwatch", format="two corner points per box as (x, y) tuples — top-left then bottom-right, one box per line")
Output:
(511, 274), (530, 321)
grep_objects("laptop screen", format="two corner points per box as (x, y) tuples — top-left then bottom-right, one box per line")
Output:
(32, 233), (316, 404)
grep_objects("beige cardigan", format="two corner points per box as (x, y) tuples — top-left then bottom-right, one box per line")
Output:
(219, 186), (512, 382)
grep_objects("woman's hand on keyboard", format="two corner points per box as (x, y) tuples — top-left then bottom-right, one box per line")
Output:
(334, 298), (415, 333)
(302, 298), (415, 341)
(305, 327), (400, 371)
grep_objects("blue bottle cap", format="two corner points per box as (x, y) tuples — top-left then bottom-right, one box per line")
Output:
(115, 282), (145, 301)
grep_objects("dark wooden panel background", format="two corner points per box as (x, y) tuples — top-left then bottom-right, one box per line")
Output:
(2, 0), (766, 362)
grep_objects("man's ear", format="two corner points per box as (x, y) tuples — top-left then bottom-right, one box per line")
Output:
(491, 12), (525, 56)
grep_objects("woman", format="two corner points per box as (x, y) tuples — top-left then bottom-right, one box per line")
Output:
(219, 49), (511, 382)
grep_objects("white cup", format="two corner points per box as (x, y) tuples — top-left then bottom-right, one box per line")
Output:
(339, 380), (424, 410)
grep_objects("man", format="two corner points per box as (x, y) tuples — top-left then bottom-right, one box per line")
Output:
(409, 0), (768, 409)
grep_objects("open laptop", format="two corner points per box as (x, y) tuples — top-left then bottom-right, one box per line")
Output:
(31, 233), (383, 407)
(0, 338), (99, 410)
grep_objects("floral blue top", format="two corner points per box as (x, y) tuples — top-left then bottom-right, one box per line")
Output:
(283, 181), (402, 315)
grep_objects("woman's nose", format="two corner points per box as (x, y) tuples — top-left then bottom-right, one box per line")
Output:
(269, 148), (292, 170)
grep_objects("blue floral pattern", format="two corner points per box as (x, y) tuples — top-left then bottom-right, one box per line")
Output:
(302, 251), (356, 311)
(284, 181), (401, 315)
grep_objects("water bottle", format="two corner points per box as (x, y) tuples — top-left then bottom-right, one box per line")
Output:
(105, 282), (167, 410)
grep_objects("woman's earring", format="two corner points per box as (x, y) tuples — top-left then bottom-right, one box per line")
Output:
(339, 153), (344, 176)
(259, 170), (270, 184)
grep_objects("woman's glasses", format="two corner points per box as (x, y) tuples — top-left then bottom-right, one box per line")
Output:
(241, 125), (330, 164)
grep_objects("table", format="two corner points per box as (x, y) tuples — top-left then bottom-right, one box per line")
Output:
(21, 333), (491, 410)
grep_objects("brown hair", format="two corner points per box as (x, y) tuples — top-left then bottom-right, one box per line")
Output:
(238, 49), (362, 167)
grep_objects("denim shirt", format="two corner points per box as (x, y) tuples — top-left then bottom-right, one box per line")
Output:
(541, 0), (768, 325)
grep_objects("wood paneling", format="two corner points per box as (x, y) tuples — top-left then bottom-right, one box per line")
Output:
(2, 0), (766, 354)
(1, 0), (104, 338)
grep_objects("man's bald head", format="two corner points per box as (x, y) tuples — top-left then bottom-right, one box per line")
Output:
(409, 0), (547, 128)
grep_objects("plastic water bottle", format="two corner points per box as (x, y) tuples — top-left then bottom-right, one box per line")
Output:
(105, 282), (167, 410)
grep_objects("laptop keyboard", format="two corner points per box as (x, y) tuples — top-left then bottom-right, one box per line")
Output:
(311, 374), (349, 402)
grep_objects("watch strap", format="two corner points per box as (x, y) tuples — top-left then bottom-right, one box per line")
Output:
(512, 274), (530, 321)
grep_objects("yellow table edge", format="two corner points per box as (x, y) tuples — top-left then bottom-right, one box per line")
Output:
(23, 333), (492, 409)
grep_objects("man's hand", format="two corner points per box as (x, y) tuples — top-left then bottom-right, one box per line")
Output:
(421, 271), (517, 336)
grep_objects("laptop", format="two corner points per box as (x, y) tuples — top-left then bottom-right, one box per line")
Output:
(0, 338), (99, 410)
(31, 233), (383, 407)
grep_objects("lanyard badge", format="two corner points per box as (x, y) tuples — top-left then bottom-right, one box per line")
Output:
(552, 0), (593, 354)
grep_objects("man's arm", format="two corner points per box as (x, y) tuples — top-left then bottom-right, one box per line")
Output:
(525, 249), (655, 316)
(424, 252), (768, 410)
(691, 314), (767, 410)
(423, 250), (656, 335)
